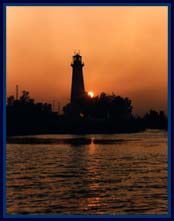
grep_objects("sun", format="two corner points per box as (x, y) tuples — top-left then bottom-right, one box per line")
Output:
(88, 91), (94, 98)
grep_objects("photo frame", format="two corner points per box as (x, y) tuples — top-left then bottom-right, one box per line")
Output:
(1, 1), (173, 220)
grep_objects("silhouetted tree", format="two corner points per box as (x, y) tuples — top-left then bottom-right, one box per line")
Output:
(143, 109), (167, 129)
(65, 92), (133, 120)
(7, 95), (15, 106)
(7, 90), (167, 136)
(20, 90), (32, 103)
(6, 90), (57, 136)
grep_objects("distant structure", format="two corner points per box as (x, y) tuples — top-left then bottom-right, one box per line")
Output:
(16, 85), (19, 100)
(70, 53), (85, 104)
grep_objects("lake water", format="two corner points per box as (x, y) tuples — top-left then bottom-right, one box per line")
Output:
(6, 130), (168, 215)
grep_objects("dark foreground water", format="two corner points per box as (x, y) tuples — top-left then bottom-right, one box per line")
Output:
(6, 130), (168, 215)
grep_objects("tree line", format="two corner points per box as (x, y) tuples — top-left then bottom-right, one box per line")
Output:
(6, 90), (167, 136)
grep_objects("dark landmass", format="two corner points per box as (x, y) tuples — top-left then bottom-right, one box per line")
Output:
(7, 90), (167, 137)
(7, 137), (129, 145)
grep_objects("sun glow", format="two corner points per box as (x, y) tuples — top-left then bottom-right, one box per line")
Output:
(88, 91), (94, 98)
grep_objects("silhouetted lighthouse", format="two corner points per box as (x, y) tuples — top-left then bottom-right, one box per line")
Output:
(71, 53), (85, 104)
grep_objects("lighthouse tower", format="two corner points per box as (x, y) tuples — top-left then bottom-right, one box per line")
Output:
(70, 53), (85, 104)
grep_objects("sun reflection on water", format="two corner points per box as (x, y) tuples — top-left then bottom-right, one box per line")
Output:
(88, 137), (96, 155)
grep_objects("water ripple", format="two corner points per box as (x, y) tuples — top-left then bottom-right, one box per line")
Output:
(7, 131), (168, 215)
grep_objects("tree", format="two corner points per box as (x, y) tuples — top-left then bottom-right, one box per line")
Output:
(19, 90), (34, 103)
(63, 92), (133, 120)
(7, 96), (15, 106)
(143, 109), (167, 129)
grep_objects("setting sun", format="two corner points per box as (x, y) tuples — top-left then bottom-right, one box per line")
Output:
(88, 91), (94, 98)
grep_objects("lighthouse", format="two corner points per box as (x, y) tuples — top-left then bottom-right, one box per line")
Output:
(70, 53), (85, 104)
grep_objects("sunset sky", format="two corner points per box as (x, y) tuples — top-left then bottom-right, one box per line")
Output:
(6, 6), (168, 115)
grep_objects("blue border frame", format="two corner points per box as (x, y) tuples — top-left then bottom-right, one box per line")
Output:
(2, 3), (172, 219)
(168, 3), (172, 220)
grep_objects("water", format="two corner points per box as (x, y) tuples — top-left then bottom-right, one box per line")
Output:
(6, 130), (168, 215)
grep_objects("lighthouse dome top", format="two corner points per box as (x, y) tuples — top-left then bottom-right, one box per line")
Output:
(72, 52), (84, 66)
(73, 52), (81, 57)
(73, 53), (81, 61)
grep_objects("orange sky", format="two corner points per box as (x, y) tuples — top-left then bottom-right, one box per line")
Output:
(6, 6), (168, 115)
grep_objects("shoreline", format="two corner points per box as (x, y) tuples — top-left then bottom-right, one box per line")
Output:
(7, 129), (167, 144)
